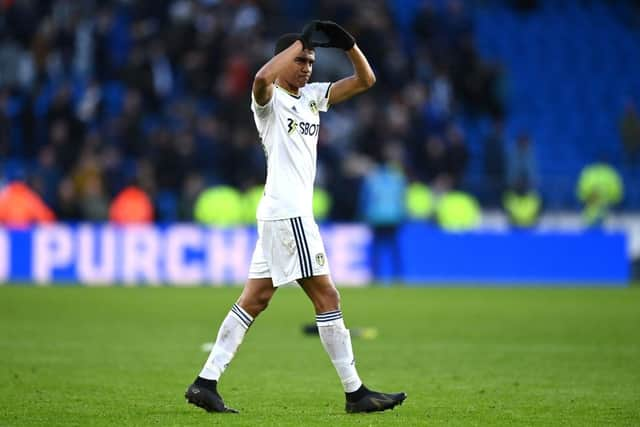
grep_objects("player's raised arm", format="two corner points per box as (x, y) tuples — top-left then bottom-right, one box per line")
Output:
(253, 25), (315, 106)
(312, 21), (376, 105)
(329, 45), (376, 105)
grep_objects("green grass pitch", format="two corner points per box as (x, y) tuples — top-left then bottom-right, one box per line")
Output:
(1, 285), (639, 426)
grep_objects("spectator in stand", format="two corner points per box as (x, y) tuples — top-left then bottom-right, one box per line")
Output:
(423, 67), (453, 135)
(179, 173), (206, 221)
(507, 133), (538, 190)
(413, 0), (441, 54)
(0, 0), (514, 222)
(483, 119), (507, 206)
(30, 145), (61, 208)
(619, 99), (640, 168)
(79, 175), (109, 221)
(150, 126), (182, 193)
(423, 134), (452, 191)
(56, 178), (81, 221)
(0, 89), (10, 158)
(116, 88), (145, 158)
(445, 124), (468, 188)
(442, 0), (473, 46)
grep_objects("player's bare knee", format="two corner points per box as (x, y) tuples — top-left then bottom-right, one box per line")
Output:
(237, 294), (269, 317)
(327, 286), (340, 307)
(315, 286), (340, 313)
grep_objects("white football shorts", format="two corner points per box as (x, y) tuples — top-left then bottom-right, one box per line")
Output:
(249, 216), (330, 287)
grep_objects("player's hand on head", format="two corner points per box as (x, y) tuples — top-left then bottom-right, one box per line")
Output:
(299, 20), (355, 51)
(299, 20), (320, 50)
(315, 21), (355, 51)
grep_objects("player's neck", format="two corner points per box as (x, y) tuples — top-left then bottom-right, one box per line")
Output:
(275, 79), (300, 96)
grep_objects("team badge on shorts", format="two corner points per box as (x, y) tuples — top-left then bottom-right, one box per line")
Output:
(309, 100), (318, 115)
(316, 253), (325, 266)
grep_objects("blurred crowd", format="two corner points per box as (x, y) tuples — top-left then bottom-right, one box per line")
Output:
(0, 0), (509, 223)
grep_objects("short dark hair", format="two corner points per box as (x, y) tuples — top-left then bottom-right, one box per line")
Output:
(274, 33), (307, 56)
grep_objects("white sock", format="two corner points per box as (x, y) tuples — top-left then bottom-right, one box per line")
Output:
(316, 310), (363, 393)
(199, 303), (254, 381)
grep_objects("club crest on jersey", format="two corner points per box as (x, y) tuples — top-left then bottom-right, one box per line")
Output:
(316, 253), (325, 266)
(309, 100), (318, 115)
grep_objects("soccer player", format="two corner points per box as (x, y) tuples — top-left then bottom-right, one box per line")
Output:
(185, 20), (407, 414)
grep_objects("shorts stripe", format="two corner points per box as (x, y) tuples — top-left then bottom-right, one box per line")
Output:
(295, 217), (313, 278)
(290, 218), (310, 277)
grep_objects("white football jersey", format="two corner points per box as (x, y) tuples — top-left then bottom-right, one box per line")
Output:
(251, 82), (332, 220)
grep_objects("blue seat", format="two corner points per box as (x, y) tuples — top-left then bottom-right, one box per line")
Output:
(472, 1), (640, 208)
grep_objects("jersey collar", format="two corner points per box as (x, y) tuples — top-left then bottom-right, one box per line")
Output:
(275, 84), (301, 98)
(275, 84), (302, 110)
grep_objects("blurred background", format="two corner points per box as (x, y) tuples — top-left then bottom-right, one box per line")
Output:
(0, 0), (639, 285)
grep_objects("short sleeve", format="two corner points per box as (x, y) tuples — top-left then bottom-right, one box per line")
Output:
(251, 90), (275, 136)
(305, 82), (332, 112)
(251, 90), (275, 120)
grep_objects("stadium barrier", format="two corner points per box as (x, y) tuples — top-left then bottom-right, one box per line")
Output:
(0, 223), (629, 286)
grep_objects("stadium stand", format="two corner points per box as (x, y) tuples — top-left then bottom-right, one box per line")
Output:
(471, 0), (640, 209)
(0, 0), (638, 223)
